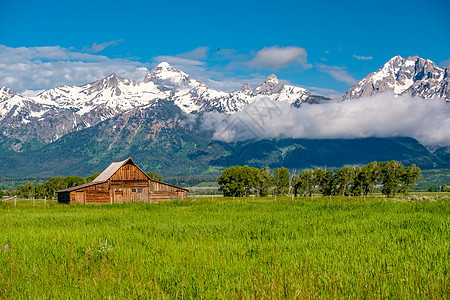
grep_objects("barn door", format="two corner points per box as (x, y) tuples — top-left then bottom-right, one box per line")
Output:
(75, 191), (85, 204)
(114, 189), (124, 203)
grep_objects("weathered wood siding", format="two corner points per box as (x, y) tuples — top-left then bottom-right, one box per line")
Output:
(63, 161), (187, 204)
(110, 164), (147, 181)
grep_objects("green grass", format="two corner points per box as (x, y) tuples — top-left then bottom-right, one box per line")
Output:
(0, 197), (449, 299)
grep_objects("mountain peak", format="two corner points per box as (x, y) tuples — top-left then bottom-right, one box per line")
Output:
(239, 83), (252, 93)
(1, 86), (18, 96)
(156, 61), (173, 69)
(145, 62), (191, 86)
(253, 74), (284, 95)
(343, 56), (449, 100)
(265, 74), (281, 84)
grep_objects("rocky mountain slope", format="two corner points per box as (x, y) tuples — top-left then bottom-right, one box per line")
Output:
(1, 101), (447, 178)
(343, 56), (449, 100)
(0, 62), (326, 151)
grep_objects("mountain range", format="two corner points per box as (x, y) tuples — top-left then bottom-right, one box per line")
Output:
(0, 55), (449, 178)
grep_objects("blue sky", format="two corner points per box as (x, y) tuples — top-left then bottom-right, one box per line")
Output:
(1, 0), (449, 97)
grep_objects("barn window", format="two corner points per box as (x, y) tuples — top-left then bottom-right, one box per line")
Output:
(138, 189), (143, 193)
(132, 189), (136, 193)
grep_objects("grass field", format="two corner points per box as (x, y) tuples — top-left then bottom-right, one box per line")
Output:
(0, 197), (448, 299)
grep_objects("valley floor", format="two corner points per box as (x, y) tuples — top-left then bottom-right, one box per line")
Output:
(0, 198), (448, 298)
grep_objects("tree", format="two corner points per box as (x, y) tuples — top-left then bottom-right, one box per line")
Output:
(333, 166), (355, 196)
(146, 172), (163, 181)
(273, 168), (290, 195)
(218, 165), (260, 197)
(351, 162), (379, 196)
(400, 164), (421, 195)
(314, 169), (334, 196)
(86, 173), (101, 183)
(258, 167), (273, 197)
(293, 169), (317, 196)
(64, 176), (86, 188)
(6, 186), (15, 196)
(241, 166), (261, 197)
(35, 183), (46, 199)
(378, 161), (403, 196)
(17, 182), (36, 199)
(42, 177), (67, 198)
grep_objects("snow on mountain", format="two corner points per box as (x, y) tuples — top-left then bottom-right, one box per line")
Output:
(0, 62), (321, 150)
(343, 56), (450, 100)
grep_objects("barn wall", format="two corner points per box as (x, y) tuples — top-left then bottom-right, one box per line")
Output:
(69, 182), (110, 204)
(110, 163), (147, 181)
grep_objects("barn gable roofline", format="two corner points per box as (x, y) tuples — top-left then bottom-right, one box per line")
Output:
(92, 157), (136, 183)
(93, 157), (188, 191)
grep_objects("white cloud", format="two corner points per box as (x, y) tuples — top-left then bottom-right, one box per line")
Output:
(304, 86), (344, 99)
(248, 46), (309, 70)
(203, 94), (450, 147)
(177, 47), (209, 60)
(440, 58), (450, 68)
(82, 40), (123, 53)
(0, 45), (149, 92)
(353, 55), (373, 60)
(316, 63), (358, 86)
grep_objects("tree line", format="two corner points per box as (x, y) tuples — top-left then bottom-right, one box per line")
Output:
(0, 172), (163, 199)
(218, 161), (423, 197)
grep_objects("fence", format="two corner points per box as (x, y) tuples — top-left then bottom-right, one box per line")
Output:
(1, 196), (56, 206)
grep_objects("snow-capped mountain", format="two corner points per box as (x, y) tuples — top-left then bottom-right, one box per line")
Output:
(343, 56), (450, 100)
(0, 62), (323, 151)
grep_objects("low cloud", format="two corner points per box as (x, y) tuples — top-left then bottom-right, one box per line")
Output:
(316, 63), (358, 86)
(203, 94), (450, 147)
(0, 45), (148, 92)
(249, 46), (309, 70)
(353, 55), (373, 60)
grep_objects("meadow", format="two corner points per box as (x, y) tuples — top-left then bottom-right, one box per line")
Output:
(0, 197), (448, 299)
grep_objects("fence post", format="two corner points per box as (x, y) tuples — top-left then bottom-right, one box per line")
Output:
(33, 198), (35, 205)
(292, 195), (294, 201)
(251, 195), (255, 201)
(44, 196), (46, 206)
(14, 197), (16, 207)
(275, 195), (277, 202)
(233, 196), (235, 202)
(52, 196), (54, 205)
(212, 195), (214, 201)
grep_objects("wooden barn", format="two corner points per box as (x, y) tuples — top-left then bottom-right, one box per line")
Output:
(57, 157), (188, 204)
